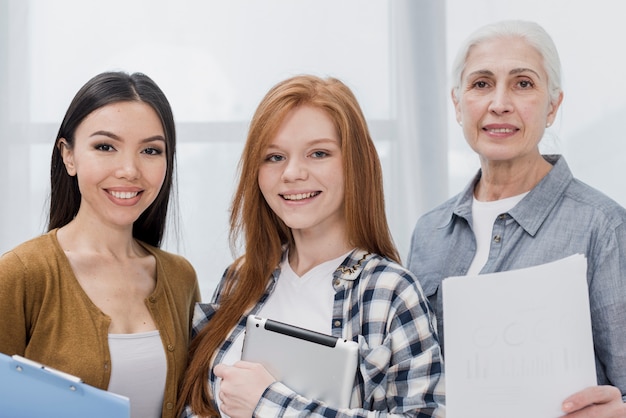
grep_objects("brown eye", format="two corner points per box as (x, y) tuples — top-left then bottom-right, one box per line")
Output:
(142, 147), (163, 155)
(95, 143), (115, 152)
(472, 80), (489, 89)
(518, 80), (534, 88)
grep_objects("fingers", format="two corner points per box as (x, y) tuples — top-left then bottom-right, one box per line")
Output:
(231, 360), (260, 369)
(562, 385), (624, 415)
(216, 363), (268, 418)
(214, 362), (262, 380)
(218, 390), (229, 412)
(213, 363), (225, 377)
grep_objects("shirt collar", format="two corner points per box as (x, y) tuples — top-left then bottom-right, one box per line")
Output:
(273, 248), (372, 282)
(334, 248), (373, 281)
(447, 155), (573, 236)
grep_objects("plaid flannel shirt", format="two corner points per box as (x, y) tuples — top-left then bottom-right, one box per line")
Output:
(182, 249), (445, 417)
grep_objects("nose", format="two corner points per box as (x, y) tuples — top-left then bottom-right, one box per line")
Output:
(281, 156), (308, 182)
(488, 86), (513, 115)
(115, 152), (140, 180)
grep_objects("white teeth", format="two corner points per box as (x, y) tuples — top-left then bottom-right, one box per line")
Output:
(110, 191), (139, 199)
(489, 128), (515, 133)
(283, 192), (318, 201)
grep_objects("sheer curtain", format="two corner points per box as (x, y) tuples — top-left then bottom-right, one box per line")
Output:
(0, 0), (447, 299)
(1, 1), (41, 253)
(2, 1), (625, 300)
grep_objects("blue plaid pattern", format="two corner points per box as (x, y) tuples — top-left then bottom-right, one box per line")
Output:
(182, 249), (445, 417)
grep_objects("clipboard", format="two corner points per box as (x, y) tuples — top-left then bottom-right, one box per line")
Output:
(0, 352), (130, 418)
(241, 315), (358, 408)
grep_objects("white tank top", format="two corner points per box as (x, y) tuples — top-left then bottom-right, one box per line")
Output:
(108, 330), (166, 418)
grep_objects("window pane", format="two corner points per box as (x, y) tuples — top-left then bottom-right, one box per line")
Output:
(29, 0), (391, 123)
(22, 0), (393, 299)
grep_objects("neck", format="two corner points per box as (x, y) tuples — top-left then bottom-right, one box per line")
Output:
(56, 217), (142, 259)
(289, 227), (353, 277)
(475, 154), (552, 201)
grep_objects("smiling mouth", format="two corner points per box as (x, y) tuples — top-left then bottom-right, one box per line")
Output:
(281, 191), (320, 201)
(485, 128), (517, 133)
(109, 190), (141, 199)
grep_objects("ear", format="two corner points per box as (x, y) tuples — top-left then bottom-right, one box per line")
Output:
(57, 138), (77, 176)
(451, 88), (462, 125)
(546, 91), (564, 126)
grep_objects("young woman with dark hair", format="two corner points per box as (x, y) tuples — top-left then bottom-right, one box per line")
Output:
(0, 71), (200, 418)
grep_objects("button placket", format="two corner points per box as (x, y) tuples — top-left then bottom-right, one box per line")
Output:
(492, 213), (506, 244)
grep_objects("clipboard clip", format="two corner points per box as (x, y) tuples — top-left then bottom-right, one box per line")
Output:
(11, 355), (83, 390)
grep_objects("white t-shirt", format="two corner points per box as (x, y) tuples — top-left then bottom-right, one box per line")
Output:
(107, 330), (166, 418)
(216, 250), (352, 415)
(258, 250), (349, 334)
(467, 192), (527, 275)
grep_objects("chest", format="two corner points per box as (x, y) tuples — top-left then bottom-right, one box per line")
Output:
(65, 253), (158, 333)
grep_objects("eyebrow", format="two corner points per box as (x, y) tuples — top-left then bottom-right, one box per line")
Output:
(89, 130), (166, 143)
(467, 67), (542, 80)
(266, 137), (339, 148)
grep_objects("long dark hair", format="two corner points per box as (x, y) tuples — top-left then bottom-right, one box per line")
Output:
(48, 71), (177, 247)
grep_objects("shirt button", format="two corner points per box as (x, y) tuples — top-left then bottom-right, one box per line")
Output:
(333, 279), (340, 286)
(149, 296), (157, 303)
(166, 402), (174, 410)
(334, 320), (342, 327)
(167, 344), (175, 352)
(493, 235), (501, 243)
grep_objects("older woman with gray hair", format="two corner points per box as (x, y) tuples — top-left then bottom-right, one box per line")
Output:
(407, 20), (626, 417)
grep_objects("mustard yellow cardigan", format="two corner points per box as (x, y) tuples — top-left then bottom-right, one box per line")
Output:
(0, 229), (201, 418)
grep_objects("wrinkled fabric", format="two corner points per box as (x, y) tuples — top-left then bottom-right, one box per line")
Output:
(183, 249), (445, 417)
(407, 155), (626, 401)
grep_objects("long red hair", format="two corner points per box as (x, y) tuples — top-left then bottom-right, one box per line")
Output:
(177, 75), (399, 416)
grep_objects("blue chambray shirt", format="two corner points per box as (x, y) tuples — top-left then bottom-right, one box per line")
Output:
(182, 249), (445, 417)
(407, 155), (626, 401)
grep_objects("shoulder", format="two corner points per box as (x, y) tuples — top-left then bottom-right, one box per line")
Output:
(356, 253), (426, 298)
(141, 243), (196, 273)
(414, 192), (463, 231)
(140, 244), (199, 295)
(1, 232), (59, 269)
(361, 253), (413, 278)
(421, 193), (460, 218)
(0, 233), (64, 298)
(564, 178), (626, 225)
(350, 254), (436, 334)
(544, 155), (626, 227)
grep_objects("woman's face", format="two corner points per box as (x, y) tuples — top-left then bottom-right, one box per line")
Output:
(258, 105), (346, 237)
(60, 101), (167, 229)
(453, 36), (562, 164)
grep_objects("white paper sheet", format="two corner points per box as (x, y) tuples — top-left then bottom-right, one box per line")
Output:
(443, 254), (597, 418)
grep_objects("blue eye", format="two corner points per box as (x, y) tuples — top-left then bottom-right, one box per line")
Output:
(311, 150), (329, 158)
(266, 154), (284, 162)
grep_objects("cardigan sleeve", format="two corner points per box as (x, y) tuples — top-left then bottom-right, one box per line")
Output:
(0, 251), (30, 356)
